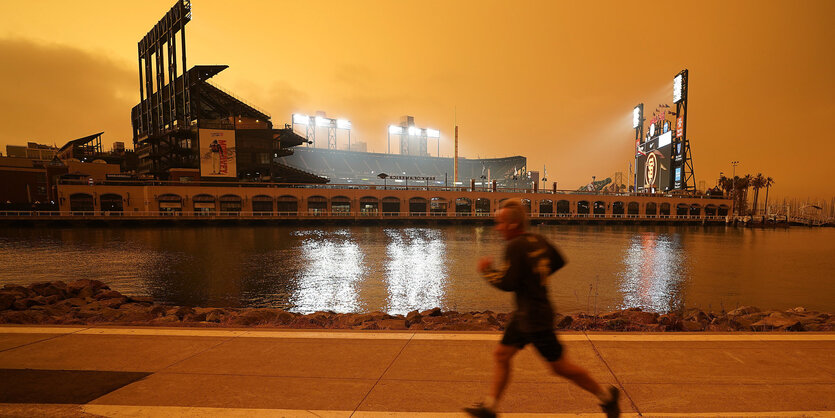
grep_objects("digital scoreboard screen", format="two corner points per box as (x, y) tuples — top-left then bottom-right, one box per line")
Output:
(637, 131), (673, 191)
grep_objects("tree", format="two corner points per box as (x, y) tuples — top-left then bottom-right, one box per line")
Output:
(735, 175), (751, 215)
(750, 173), (766, 215)
(763, 176), (775, 215)
(719, 175), (734, 197)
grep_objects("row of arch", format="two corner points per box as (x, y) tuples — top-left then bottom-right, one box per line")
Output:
(68, 193), (729, 217)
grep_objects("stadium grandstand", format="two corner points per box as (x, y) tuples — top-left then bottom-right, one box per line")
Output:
(278, 147), (529, 187)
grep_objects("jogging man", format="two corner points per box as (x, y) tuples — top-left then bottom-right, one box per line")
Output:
(464, 199), (620, 418)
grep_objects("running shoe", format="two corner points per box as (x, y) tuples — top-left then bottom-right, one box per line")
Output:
(463, 402), (497, 418)
(600, 385), (621, 418)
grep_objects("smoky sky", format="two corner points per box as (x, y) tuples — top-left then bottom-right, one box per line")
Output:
(1, 0), (833, 200)
(0, 38), (135, 148)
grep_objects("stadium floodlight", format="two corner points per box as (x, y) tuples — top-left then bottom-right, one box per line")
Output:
(408, 126), (421, 136)
(673, 72), (685, 103)
(389, 125), (403, 135)
(315, 116), (330, 127)
(632, 106), (642, 129)
(426, 128), (440, 138)
(336, 119), (351, 129)
(293, 114), (310, 125)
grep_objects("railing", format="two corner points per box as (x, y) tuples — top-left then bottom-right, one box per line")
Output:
(57, 178), (728, 200)
(0, 210), (729, 222)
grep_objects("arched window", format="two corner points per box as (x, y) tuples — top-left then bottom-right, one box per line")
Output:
(676, 204), (689, 216)
(252, 195), (273, 215)
(577, 201), (590, 215)
(193, 194), (216, 215)
(556, 200), (570, 215)
(475, 198), (490, 216)
(276, 195), (298, 214)
(718, 205), (729, 217)
(593, 201), (606, 215)
(612, 201), (625, 215)
(690, 204), (701, 217)
(521, 199), (532, 214)
(100, 194), (123, 212)
(359, 196), (379, 215)
(158, 194), (183, 215)
(382, 197), (400, 216)
(331, 196), (351, 215)
(430, 197), (447, 216)
(409, 197), (427, 216)
(307, 195), (327, 214)
(69, 193), (94, 213)
(539, 199), (553, 216)
(456, 198), (473, 216)
(627, 202), (639, 216)
(219, 195), (242, 214)
(645, 202), (657, 216)
(705, 205), (717, 216)
(660, 202), (671, 216)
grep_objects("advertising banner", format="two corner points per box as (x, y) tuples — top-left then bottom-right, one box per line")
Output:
(199, 129), (236, 177)
(676, 116), (684, 138)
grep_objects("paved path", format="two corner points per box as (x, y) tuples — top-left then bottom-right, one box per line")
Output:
(0, 326), (832, 417)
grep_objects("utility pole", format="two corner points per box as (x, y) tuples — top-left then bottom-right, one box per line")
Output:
(731, 160), (740, 216)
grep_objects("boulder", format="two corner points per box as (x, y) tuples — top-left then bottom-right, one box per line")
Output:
(683, 309), (710, 324)
(12, 298), (38, 311)
(605, 318), (630, 330)
(377, 319), (408, 330)
(623, 310), (659, 324)
(0, 293), (17, 311)
(172, 306), (195, 320)
(128, 296), (155, 304)
(680, 320), (704, 332)
(231, 309), (281, 326)
(30, 282), (67, 299)
(555, 314), (574, 329)
(728, 306), (760, 316)
(406, 310), (423, 325)
(149, 305), (168, 318)
(67, 279), (109, 296)
(421, 307), (442, 317)
(205, 309), (230, 323)
(95, 290), (125, 300)
(0, 310), (48, 324)
(752, 312), (803, 331)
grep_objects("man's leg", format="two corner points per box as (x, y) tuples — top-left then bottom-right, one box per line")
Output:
(549, 356), (620, 418)
(549, 356), (602, 395)
(488, 343), (519, 402)
(465, 343), (519, 418)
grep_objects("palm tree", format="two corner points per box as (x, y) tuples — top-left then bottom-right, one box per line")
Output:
(750, 173), (766, 216)
(735, 175), (751, 215)
(719, 175), (734, 197)
(763, 176), (775, 215)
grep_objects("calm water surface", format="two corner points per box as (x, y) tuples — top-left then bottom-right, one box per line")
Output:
(1, 225), (833, 314)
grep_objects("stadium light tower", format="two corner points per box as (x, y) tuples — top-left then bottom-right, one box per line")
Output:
(388, 119), (439, 156)
(632, 103), (644, 192)
(388, 125), (403, 154)
(292, 113), (351, 150)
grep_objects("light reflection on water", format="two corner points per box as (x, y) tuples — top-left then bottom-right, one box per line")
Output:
(384, 228), (447, 315)
(1, 225), (834, 314)
(618, 232), (685, 313)
(290, 229), (364, 314)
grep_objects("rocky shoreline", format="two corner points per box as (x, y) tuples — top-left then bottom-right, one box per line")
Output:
(1, 280), (832, 332)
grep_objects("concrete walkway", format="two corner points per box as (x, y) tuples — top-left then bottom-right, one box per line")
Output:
(0, 326), (832, 417)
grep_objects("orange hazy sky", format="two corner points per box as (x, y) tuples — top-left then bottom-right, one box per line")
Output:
(1, 0), (833, 199)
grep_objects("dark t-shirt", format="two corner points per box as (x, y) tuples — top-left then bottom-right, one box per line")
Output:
(481, 232), (566, 332)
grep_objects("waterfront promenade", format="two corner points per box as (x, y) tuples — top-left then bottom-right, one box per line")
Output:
(0, 326), (832, 417)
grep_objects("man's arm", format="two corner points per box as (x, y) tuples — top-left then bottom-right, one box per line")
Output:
(479, 243), (525, 292)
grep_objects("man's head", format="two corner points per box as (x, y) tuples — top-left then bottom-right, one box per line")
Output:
(495, 199), (527, 240)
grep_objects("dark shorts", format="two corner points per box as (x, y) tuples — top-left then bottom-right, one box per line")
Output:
(501, 319), (564, 362)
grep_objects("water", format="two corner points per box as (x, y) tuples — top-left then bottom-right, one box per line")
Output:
(0, 225), (833, 315)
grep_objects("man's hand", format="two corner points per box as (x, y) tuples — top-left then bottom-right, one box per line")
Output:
(477, 256), (493, 274)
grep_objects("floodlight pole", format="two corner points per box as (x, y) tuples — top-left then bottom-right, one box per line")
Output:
(633, 103), (644, 194)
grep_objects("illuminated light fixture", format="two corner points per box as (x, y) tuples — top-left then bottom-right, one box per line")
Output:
(293, 114), (310, 125)
(426, 128), (440, 138)
(649, 123), (656, 137)
(389, 125), (403, 134)
(408, 126), (421, 136)
(673, 73), (684, 103)
(632, 106), (642, 129)
(315, 116), (330, 127)
(336, 119), (351, 129)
